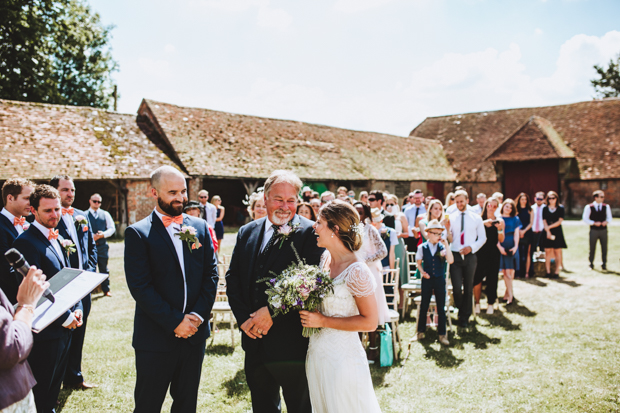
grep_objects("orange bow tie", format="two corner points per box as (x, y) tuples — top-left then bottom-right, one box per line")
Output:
(62, 207), (74, 216)
(14, 216), (26, 227)
(162, 215), (183, 227)
(48, 229), (59, 240)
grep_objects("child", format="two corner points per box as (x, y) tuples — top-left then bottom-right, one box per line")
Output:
(415, 219), (454, 345)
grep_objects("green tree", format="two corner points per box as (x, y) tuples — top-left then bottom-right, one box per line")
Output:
(0, 0), (118, 108)
(591, 54), (620, 98)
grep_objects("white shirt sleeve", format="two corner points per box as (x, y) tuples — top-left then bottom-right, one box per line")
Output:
(102, 210), (116, 238)
(471, 215), (487, 254)
(582, 204), (593, 225)
(62, 312), (76, 327)
(606, 205), (613, 223)
(415, 244), (424, 261)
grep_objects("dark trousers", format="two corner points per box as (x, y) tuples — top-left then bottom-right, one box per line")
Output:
(134, 339), (206, 413)
(64, 294), (91, 386)
(244, 345), (311, 413)
(516, 237), (530, 278)
(418, 276), (447, 335)
(589, 228), (608, 266)
(97, 255), (110, 292)
(529, 231), (544, 275)
(29, 332), (72, 413)
(450, 253), (477, 323)
(405, 237), (420, 253)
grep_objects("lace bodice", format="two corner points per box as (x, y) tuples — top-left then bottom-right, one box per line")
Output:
(358, 224), (388, 264)
(318, 252), (376, 318)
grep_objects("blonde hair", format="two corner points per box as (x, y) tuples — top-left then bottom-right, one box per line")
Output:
(427, 199), (444, 220)
(318, 200), (363, 252)
(211, 195), (221, 203)
(445, 192), (455, 206)
(264, 170), (303, 197)
(247, 192), (264, 219)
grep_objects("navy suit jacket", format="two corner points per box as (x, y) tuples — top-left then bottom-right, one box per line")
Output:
(56, 209), (97, 272)
(124, 212), (218, 352)
(13, 225), (83, 341)
(0, 215), (20, 303)
(226, 214), (324, 363)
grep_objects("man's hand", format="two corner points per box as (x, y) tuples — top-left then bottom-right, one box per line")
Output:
(459, 246), (472, 255)
(74, 310), (83, 327)
(240, 318), (259, 339)
(93, 231), (105, 241)
(249, 307), (273, 338)
(594, 222), (601, 227)
(187, 314), (202, 328)
(174, 314), (199, 339)
(602, 221), (607, 227)
(421, 271), (431, 279)
(64, 318), (80, 329)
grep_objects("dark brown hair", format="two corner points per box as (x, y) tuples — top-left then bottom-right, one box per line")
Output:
(482, 197), (500, 219)
(318, 200), (363, 252)
(49, 175), (72, 189)
(2, 178), (35, 205)
(546, 191), (560, 207)
(515, 192), (530, 209)
(30, 185), (60, 211)
(501, 198), (517, 217)
(296, 202), (317, 221)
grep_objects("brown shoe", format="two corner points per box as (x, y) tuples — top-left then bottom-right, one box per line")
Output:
(438, 335), (450, 346)
(104, 291), (112, 297)
(68, 382), (98, 390)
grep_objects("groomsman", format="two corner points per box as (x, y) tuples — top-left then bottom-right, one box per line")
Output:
(0, 178), (34, 303)
(13, 185), (84, 413)
(198, 189), (217, 228)
(87, 193), (116, 296)
(125, 166), (218, 413)
(582, 190), (612, 270)
(49, 175), (98, 390)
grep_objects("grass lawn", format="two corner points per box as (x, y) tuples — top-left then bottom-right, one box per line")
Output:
(57, 222), (620, 412)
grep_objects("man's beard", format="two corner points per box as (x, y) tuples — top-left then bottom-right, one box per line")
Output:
(269, 208), (292, 226)
(158, 197), (187, 216)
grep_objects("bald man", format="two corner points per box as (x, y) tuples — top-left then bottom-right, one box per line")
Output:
(124, 166), (218, 413)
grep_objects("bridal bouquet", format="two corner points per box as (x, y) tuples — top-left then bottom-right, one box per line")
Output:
(258, 246), (333, 337)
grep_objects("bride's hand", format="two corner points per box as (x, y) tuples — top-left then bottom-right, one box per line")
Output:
(299, 310), (324, 328)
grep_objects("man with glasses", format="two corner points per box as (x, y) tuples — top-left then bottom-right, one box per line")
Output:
(88, 193), (116, 297)
(530, 191), (546, 257)
(198, 189), (217, 228)
(368, 190), (395, 229)
(582, 190), (612, 270)
(403, 190), (426, 252)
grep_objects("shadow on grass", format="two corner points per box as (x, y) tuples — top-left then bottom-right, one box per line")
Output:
(597, 268), (620, 276)
(479, 311), (521, 331)
(57, 387), (77, 412)
(520, 277), (547, 287)
(370, 360), (399, 387)
(504, 301), (537, 317)
(207, 343), (235, 356)
(221, 368), (249, 398)
(420, 336), (465, 368)
(547, 277), (581, 287)
(451, 323), (501, 351)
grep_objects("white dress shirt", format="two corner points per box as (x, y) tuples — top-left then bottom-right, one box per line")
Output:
(61, 212), (83, 270)
(448, 209), (487, 254)
(404, 204), (426, 236)
(31, 220), (75, 326)
(152, 209), (203, 322)
(87, 208), (116, 238)
(582, 202), (613, 225)
(1, 208), (26, 235)
(202, 202), (217, 228)
(261, 217), (279, 252)
(415, 241), (439, 261)
(531, 203), (545, 232)
(471, 204), (483, 215)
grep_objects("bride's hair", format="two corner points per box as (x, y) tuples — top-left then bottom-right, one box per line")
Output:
(318, 200), (363, 252)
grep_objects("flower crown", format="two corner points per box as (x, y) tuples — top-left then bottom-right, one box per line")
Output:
(349, 223), (364, 234)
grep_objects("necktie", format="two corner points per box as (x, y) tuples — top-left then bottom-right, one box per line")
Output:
(48, 229), (59, 240)
(262, 224), (281, 254)
(62, 207), (74, 216)
(414, 207), (419, 221)
(14, 216), (25, 227)
(460, 212), (465, 245)
(162, 215), (183, 227)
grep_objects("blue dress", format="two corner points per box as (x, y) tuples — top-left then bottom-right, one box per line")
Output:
(500, 216), (522, 270)
(215, 208), (224, 240)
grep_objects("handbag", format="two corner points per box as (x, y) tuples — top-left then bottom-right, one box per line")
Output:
(379, 324), (394, 367)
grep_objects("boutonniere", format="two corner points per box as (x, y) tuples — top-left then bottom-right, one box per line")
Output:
(22, 223), (30, 231)
(74, 215), (89, 232)
(175, 225), (202, 252)
(61, 239), (76, 255)
(276, 222), (300, 248)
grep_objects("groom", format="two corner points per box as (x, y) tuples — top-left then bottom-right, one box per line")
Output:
(227, 170), (324, 413)
(124, 166), (218, 413)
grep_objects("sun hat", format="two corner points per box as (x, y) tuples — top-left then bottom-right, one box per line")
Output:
(370, 208), (384, 223)
(425, 219), (445, 232)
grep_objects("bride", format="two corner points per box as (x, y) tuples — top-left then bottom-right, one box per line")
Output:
(300, 200), (382, 413)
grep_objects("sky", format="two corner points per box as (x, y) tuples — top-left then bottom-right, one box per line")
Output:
(90, 0), (620, 136)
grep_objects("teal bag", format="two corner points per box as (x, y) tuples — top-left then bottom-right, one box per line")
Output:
(379, 324), (394, 367)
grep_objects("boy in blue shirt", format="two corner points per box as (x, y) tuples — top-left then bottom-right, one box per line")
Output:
(415, 219), (454, 345)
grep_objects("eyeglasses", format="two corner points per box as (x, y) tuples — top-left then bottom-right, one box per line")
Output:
(535, 197), (543, 201)
(199, 196), (207, 198)
(368, 198), (376, 202)
(91, 200), (101, 204)
(428, 232), (442, 236)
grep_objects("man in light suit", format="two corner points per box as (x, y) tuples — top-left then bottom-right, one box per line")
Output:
(49, 175), (98, 390)
(13, 185), (83, 413)
(0, 178), (35, 303)
(124, 166), (218, 413)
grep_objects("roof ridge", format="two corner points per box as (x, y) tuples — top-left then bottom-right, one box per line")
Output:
(0, 98), (130, 116)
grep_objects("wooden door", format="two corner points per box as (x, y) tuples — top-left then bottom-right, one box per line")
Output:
(503, 160), (559, 200)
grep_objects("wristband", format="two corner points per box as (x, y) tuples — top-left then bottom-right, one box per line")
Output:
(16, 304), (35, 315)
(497, 230), (504, 234)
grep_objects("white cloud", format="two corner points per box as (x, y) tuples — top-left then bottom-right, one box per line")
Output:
(190, 0), (267, 12)
(164, 44), (176, 53)
(257, 7), (293, 31)
(334, 0), (397, 13)
(535, 28), (543, 35)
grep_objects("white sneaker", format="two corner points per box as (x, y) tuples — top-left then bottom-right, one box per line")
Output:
(474, 304), (480, 314)
(486, 305), (494, 315)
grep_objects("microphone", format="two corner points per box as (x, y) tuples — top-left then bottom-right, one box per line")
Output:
(5, 248), (55, 304)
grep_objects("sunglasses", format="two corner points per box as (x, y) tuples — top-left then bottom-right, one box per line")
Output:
(91, 200), (101, 204)
(548, 197), (556, 200)
(368, 198), (377, 202)
(535, 197), (544, 201)
(386, 203), (395, 206)
(199, 196), (207, 198)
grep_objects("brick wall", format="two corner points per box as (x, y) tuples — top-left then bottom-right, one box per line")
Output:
(126, 180), (156, 225)
(567, 179), (620, 215)
(188, 177), (203, 201)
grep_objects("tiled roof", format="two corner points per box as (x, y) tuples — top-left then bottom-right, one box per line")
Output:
(0, 99), (178, 180)
(410, 99), (620, 181)
(137, 99), (456, 182)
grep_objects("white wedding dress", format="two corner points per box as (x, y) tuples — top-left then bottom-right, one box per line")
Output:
(306, 252), (382, 413)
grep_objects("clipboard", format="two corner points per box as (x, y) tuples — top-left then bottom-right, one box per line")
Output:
(28, 268), (109, 333)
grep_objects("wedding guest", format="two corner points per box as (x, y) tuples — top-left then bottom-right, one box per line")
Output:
(311, 191), (320, 200)
(403, 192), (415, 211)
(515, 193), (533, 278)
(1, 178), (34, 304)
(416, 199), (451, 279)
(582, 190), (612, 270)
(49, 175), (98, 391)
(297, 202), (316, 221)
(301, 186), (313, 203)
(473, 198), (504, 315)
(320, 191), (335, 204)
(87, 193), (116, 297)
(359, 191), (368, 204)
(347, 190), (356, 200)
(448, 190), (486, 328)
(124, 166), (218, 413)
(198, 189), (217, 228)
(444, 192), (455, 212)
(13, 185), (84, 413)
(211, 195), (225, 253)
(385, 195), (410, 290)
(247, 191), (267, 221)
(530, 191), (547, 267)
(370, 208), (396, 270)
(185, 202), (218, 251)
(543, 191), (567, 278)
(471, 193), (486, 215)
(415, 219), (454, 346)
(492, 192), (504, 218)
(498, 199), (521, 305)
(403, 190), (426, 252)
(337, 186), (348, 197)
(0, 266), (49, 412)
(309, 198), (321, 218)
